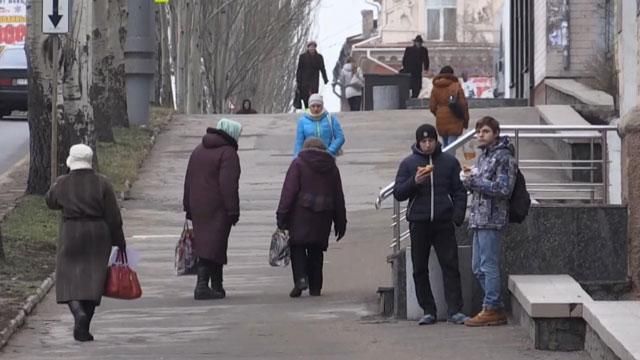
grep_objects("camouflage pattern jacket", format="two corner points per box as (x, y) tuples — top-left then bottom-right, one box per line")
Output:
(463, 137), (517, 230)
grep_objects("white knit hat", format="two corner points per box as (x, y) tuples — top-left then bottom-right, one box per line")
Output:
(66, 144), (93, 171)
(309, 93), (324, 106)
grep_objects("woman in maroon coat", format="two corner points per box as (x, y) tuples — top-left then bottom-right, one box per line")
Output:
(183, 118), (242, 300)
(276, 137), (347, 297)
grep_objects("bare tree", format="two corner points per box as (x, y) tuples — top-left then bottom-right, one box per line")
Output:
(166, 0), (317, 114)
(26, 0), (56, 194)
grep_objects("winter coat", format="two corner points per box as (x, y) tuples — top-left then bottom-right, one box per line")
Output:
(45, 169), (126, 304)
(402, 45), (430, 76)
(296, 51), (329, 94)
(293, 111), (345, 157)
(463, 137), (517, 230)
(276, 149), (347, 250)
(339, 63), (364, 99)
(393, 143), (467, 225)
(430, 73), (470, 137)
(183, 128), (241, 264)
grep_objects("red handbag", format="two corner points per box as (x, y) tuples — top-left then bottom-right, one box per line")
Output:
(104, 249), (142, 300)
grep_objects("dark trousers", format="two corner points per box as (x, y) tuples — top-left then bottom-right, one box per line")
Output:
(410, 74), (422, 98)
(290, 245), (324, 292)
(347, 96), (362, 111)
(409, 221), (463, 316)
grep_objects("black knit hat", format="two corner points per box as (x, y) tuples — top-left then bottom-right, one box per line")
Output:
(416, 124), (438, 143)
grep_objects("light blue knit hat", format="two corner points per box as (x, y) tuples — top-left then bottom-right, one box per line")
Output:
(216, 118), (243, 141)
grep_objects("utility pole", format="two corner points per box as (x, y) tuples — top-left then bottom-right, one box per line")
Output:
(42, 0), (69, 183)
(125, 0), (157, 126)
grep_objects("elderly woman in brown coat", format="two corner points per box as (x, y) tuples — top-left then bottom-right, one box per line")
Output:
(183, 118), (242, 300)
(46, 144), (126, 342)
(276, 137), (347, 298)
(429, 65), (470, 147)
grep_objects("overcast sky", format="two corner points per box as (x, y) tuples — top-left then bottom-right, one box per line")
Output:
(311, 0), (378, 112)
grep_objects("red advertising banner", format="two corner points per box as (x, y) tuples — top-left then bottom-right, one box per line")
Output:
(0, 0), (26, 46)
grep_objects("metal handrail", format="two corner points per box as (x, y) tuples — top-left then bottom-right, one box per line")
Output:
(377, 124), (619, 253)
(375, 125), (617, 208)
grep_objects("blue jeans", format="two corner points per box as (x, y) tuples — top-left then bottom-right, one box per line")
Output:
(472, 229), (502, 309)
(441, 135), (459, 148)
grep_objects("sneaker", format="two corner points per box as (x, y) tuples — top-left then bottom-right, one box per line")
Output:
(464, 308), (507, 327)
(289, 287), (302, 298)
(447, 312), (470, 325)
(417, 314), (437, 325)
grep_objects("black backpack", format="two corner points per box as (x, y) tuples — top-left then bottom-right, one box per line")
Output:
(448, 93), (465, 120)
(509, 168), (531, 223)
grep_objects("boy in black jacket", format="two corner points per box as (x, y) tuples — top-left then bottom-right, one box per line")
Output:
(393, 124), (468, 325)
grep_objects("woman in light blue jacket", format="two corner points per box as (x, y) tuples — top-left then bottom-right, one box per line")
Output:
(293, 94), (345, 157)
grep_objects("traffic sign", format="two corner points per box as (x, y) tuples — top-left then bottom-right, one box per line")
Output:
(43, 0), (69, 34)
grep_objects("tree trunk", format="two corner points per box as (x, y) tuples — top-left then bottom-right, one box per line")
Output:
(91, 0), (114, 142)
(60, 0), (97, 160)
(26, 0), (56, 194)
(107, 0), (128, 128)
(159, 5), (174, 108)
(186, 0), (202, 114)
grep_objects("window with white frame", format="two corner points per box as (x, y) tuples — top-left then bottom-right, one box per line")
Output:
(426, 0), (457, 41)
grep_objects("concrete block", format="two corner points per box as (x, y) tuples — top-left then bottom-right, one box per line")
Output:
(508, 274), (592, 318)
(583, 301), (640, 360)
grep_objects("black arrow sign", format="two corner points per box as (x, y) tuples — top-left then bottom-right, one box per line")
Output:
(48, 0), (63, 27)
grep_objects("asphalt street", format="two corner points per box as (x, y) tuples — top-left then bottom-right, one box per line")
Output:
(0, 116), (29, 176)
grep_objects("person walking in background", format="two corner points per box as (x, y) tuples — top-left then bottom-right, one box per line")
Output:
(45, 144), (126, 342)
(277, 138), (347, 298)
(339, 57), (364, 111)
(461, 116), (516, 327)
(236, 99), (258, 114)
(393, 124), (469, 325)
(183, 118), (242, 300)
(430, 66), (470, 147)
(293, 94), (345, 157)
(296, 40), (329, 109)
(402, 35), (430, 98)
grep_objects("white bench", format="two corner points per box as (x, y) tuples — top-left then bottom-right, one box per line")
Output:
(583, 301), (640, 360)
(509, 274), (592, 318)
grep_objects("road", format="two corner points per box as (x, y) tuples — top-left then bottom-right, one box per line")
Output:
(0, 117), (29, 176)
(1, 109), (588, 359)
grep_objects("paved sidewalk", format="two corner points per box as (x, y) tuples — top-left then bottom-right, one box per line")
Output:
(1, 110), (589, 359)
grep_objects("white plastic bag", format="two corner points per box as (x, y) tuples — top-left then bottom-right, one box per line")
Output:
(269, 229), (290, 267)
(108, 247), (141, 270)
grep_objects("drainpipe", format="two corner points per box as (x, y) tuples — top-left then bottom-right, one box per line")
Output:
(561, 0), (570, 70)
(125, 0), (155, 126)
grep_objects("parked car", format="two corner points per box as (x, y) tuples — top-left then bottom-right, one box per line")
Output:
(0, 45), (27, 118)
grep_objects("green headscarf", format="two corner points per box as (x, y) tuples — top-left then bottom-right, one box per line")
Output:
(217, 118), (243, 141)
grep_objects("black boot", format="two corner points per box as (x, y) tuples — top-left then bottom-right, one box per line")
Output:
(194, 263), (214, 300)
(68, 301), (93, 342)
(210, 263), (226, 299)
(289, 277), (308, 298)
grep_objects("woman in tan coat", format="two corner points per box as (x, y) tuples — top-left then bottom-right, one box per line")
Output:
(429, 66), (470, 147)
(46, 144), (126, 342)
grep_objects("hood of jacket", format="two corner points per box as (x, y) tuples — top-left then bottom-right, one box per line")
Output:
(297, 148), (336, 173)
(483, 136), (512, 156)
(411, 142), (443, 158)
(203, 128), (238, 150)
(303, 110), (329, 122)
(432, 73), (459, 89)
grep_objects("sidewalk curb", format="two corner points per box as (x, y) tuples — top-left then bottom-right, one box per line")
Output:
(0, 272), (55, 350)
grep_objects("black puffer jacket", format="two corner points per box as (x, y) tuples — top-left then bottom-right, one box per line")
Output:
(393, 143), (467, 224)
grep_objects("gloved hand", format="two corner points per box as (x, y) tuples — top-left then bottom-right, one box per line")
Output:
(453, 213), (465, 227)
(229, 214), (239, 226)
(185, 211), (192, 221)
(335, 223), (346, 242)
(277, 219), (288, 231)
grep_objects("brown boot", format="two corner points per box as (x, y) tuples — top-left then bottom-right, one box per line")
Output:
(464, 308), (507, 327)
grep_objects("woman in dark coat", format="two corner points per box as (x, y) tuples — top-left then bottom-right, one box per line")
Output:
(429, 66), (470, 147)
(45, 144), (126, 342)
(183, 118), (242, 300)
(276, 137), (347, 297)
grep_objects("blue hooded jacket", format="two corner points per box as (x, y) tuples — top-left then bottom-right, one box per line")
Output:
(293, 111), (345, 157)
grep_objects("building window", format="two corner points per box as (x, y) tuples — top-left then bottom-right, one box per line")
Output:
(426, 0), (457, 41)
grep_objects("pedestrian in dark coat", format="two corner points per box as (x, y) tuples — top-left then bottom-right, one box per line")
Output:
(402, 35), (430, 98)
(45, 144), (126, 342)
(276, 137), (347, 298)
(296, 40), (329, 108)
(183, 118), (242, 300)
(393, 124), (469, 325)
(236, 99), (258, 114)
(429, 66), (470, 147)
